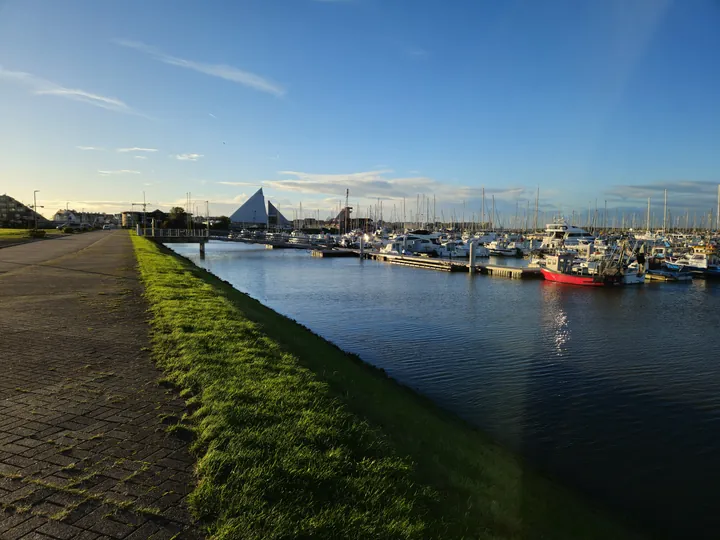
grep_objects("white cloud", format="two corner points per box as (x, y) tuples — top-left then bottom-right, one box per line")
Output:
(114, 40), (285, 97)
(175, 153), (203, 161)
(258, 170), (526, 209)
(134, 155), (147, 160)
(217, 181), (260, 187)
(0, 66), (141, 115)
(98, 170), (141, 175)
(117, 147), (158, 153)
(209, 113), (217, 118)
(76, 146), (103, 151)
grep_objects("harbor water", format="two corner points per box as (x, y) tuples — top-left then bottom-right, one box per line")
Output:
(172, 241), (720, 539)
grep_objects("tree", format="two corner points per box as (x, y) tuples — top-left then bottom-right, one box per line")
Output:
(163, 207), (187, 229)
(212, 216), (231, 230)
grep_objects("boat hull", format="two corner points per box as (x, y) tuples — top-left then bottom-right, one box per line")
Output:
(540, 268), (607, 286)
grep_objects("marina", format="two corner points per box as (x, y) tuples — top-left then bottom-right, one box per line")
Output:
(171, 239), (720, 539)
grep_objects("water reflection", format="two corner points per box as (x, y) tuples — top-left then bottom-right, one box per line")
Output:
(541, 285), (571, 357)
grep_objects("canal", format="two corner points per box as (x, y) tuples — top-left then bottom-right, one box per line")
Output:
(172, 241), (720, 539)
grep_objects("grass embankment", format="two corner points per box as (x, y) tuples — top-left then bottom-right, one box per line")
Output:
(0, 228), (62, 247)
(0, 228), (62, 237)
(132, 234), (640, 540)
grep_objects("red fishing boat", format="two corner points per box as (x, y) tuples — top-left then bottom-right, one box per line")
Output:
(540, 252), (622, 286)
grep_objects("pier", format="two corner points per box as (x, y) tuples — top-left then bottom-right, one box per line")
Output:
(364, 252), (542, 278)
(138, 227), (209, 255)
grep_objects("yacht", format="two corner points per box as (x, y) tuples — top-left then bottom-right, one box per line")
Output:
(381, 231), (441, 255)
(541, 218), (595, 249)
(487, 240), (521, 257)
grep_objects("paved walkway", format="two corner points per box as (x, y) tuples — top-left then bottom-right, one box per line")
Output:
(0, 231), (200, 539)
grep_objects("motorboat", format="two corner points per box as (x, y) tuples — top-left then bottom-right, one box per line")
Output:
(487, 240), (521, 257)
(288, 230), (310, 244)
(541, 218), (595, 249)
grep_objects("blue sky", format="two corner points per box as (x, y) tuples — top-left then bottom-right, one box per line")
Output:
(1, 0), (719, 226)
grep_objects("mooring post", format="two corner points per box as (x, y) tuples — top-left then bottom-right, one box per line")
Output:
(359, 237), (365, 258)
(402, 235), (408, 255)
(199, 242), (206, 259)
(469, 240), (476, 273)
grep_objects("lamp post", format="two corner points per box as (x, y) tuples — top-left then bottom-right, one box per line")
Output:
(33, 190), (40, 230)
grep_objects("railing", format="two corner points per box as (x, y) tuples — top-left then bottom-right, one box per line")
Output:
(136, 227), (210, 238)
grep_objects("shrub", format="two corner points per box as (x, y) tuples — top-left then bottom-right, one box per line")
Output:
(62, 227), (76, 234)
(27, 229), (46, 238)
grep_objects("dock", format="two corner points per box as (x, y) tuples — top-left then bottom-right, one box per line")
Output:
(479, 264), (542, 279)
(364, 252), (542, 278)
(312, 249), (360, 258)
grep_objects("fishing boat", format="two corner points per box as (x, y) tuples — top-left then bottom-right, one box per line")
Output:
(541, 243), (646, 286)
(540, 253), (617, 286)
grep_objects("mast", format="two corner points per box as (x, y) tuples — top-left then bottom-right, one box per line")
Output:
(526, 200), (530, 232)
(646, 197), (651, 233)
(534, 186), (539, 231)
(491, 195), (495, 231)
(433, 195), (436, 229)
(663, 189), (667, 233)
(403, 198), (406, 230)
(345, 188), (349, 234)
(717, 184), (720, 231)
(604, 199), (607, 230)
(481, 187), (485, 229)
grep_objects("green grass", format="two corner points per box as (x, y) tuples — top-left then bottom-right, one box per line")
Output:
(0, 228), (62, 238)
(132, 234), (641, 540)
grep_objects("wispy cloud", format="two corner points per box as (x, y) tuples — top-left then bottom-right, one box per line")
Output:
(98, 170), (141, 176)
(114, 40), (286, 97)
(605, 180), (720, 212)
(76, 146), (104, 151)
(175, 153), (203, 161)
(134, 155), (148, 160)
(208, 113), (217, 119)
(117, 147), (157, 153)
(0, 66), (141, 115)
(217, 181), (261, 187)
(262, 169), (525, 203)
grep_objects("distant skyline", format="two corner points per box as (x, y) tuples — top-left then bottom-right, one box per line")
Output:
(1, 0), (719, 223)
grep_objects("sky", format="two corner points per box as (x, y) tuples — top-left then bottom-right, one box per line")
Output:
(1, 0), (719, 227)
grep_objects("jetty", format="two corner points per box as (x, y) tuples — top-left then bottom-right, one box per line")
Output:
(364, 252), (542, 278)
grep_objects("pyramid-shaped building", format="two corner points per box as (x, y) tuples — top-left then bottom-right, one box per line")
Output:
(230, 188), (268, 225)
(229, 187), (292, 229)
(268, 201), (292, 229)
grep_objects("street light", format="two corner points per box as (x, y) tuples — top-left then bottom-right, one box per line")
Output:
(33, 190), (40, 230)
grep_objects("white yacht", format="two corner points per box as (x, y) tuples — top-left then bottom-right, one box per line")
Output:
(381, 230), (441, 255)
(541, 218), (595, 249)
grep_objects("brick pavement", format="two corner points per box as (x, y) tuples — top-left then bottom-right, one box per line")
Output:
(0, 231), (200, 539)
